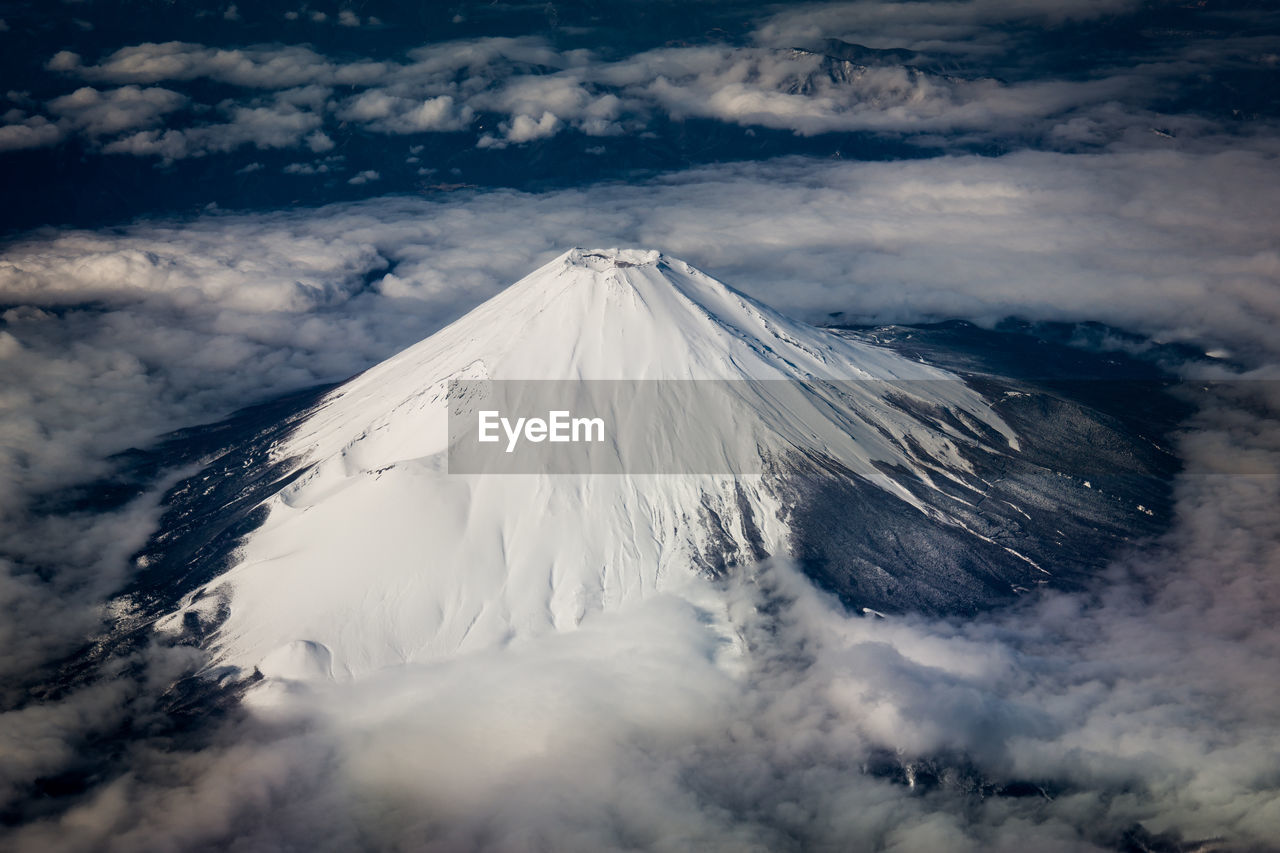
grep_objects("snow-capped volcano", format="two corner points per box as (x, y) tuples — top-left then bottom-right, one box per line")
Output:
(280, 247), (1014, 472)
(148, 249), (1156, 683)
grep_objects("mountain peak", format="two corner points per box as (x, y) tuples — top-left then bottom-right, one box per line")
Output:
(562, 247), (661, 271)
(152, 251), (1042, 682)
(274, 249), (1011, 470)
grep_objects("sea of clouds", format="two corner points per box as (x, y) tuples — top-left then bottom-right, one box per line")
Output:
(1, 144), (1278, 851)
(3, 0), (1270, 163)
(2, 0), (1280, 848)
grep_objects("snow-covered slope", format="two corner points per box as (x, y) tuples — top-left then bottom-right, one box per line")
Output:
(159, 248), (1024, 682)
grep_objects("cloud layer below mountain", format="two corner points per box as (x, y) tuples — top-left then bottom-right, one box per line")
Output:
(1, 140), (1279, 849)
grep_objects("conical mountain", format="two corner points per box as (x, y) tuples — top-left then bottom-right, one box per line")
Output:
(156, 249), (1057, 682)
